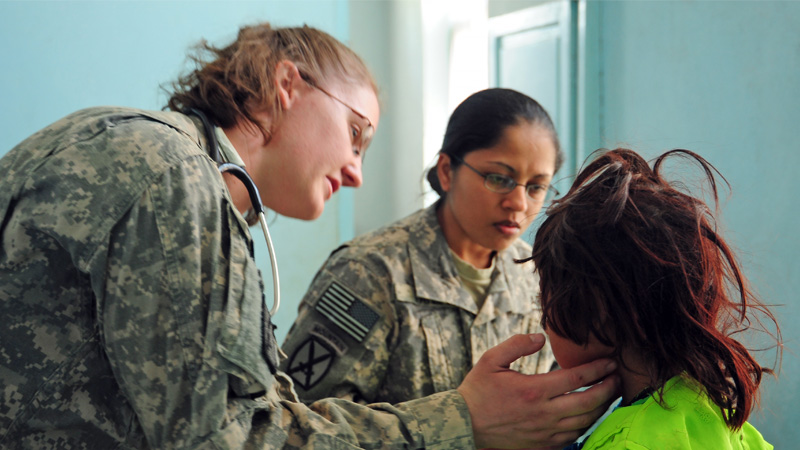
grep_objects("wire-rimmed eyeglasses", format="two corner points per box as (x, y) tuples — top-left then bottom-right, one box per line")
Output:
(452, 155), (559, 202)
(301, 74), (374, 160)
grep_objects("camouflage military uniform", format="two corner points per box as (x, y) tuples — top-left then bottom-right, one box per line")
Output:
(0, 107), (474, 449)
(280, 206), (554, 404)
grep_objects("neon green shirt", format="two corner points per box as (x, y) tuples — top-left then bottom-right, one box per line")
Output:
(581, 375), (772, 449)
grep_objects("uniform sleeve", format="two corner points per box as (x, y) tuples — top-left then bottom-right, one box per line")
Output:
(269, 382), (476, 449)
(98, 157), (472, 449)
(280, 248), (398, 404)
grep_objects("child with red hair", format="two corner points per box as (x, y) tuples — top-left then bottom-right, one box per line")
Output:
(528, 148), (781, 449)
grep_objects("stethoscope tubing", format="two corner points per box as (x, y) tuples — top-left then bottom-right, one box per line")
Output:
(257, 210), (281, 317)
(217, 163), (281, 317)
(186, 107), (281, 318)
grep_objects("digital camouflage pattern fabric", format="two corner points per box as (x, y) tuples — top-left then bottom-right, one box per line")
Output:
(0, 107), (475, 449)
(281, 206), (555, 404)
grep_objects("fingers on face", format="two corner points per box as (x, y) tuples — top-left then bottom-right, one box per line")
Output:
(547, 369), (621, 416)
(554, 359), (618, 394)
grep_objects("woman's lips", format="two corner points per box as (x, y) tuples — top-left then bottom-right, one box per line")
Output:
(326, 176), (341, 199)
(494, 220), (520, 236)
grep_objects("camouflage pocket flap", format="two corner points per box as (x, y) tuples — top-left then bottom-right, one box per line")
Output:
(216, 233), (275, 396)
(421, 315), (457, 392)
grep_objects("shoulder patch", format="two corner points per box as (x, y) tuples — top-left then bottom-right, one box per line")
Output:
(315, 281), (379, 343)
(285, 336), (335, 391)
(309, 323), (349, 355)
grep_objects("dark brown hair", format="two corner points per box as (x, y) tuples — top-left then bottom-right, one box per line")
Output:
(426, 88), (563, 197)
(529, 148), (780, 429)
(165, 23), (376, 139)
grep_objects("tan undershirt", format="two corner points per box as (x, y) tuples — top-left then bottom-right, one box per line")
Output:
(450, 249), (496, 310)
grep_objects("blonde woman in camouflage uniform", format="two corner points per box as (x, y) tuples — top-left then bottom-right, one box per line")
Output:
(0, 23), (619, 450)
(282, 89), (561, 405)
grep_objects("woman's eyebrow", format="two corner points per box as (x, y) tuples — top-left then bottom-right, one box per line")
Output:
(486, 161), (551, 180)
(485, 161), (517, 173)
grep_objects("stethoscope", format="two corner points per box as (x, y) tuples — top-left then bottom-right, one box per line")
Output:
(188, 108), (280, 317)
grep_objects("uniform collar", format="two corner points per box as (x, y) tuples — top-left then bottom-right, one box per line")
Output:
(180, 111), (253, 237)
(215, 127), (247, 167)
(406, 205), (477, 313)
(405, 204), (535, 318)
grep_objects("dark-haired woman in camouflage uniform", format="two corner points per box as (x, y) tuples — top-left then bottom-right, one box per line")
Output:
(282, 89), (561, 405)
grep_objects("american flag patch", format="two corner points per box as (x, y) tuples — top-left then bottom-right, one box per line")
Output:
(316, 281), (379, 342)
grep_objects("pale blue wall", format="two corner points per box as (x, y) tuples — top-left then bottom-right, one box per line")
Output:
(590, 1), (799, 445)
(0, 0), (352, 344)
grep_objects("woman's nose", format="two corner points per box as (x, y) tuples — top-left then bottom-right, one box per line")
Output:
(342, 160), (363, 188)
(502, 185), (528, 211)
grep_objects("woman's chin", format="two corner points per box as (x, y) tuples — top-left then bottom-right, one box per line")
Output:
(271, 198), (324, 221)
(304, 199), (327, 221)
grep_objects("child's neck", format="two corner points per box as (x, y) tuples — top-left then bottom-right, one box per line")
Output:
(621, 377), (652, 406)
(616, 351), (654, 406)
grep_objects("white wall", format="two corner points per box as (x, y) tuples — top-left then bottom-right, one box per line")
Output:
(349, 0), (490, 233)
(350, 0), (426, 235)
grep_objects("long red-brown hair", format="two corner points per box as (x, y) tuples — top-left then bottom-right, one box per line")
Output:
(529, 148), (781, 429)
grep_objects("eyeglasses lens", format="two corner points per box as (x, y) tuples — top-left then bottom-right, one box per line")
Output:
(526, 185), (545, 199)
(361, 125), (374, 150)
(485, 174), (513, 193)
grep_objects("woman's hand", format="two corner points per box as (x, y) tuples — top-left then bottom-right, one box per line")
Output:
(457, 333), (620, 449)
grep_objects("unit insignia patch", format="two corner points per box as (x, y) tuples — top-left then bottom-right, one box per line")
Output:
(285, 336), (335, 391)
